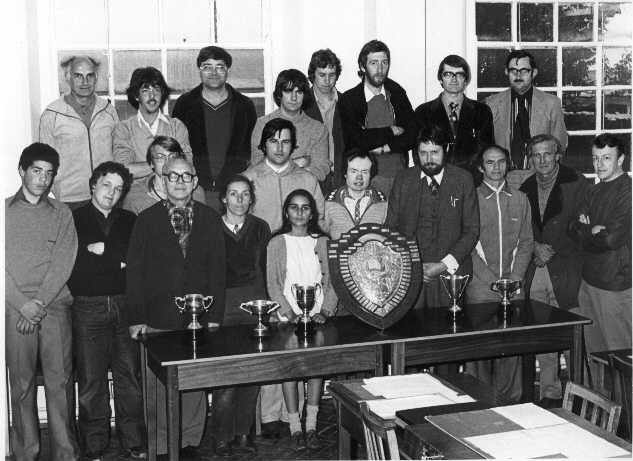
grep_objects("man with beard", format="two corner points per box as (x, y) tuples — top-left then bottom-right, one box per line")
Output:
(387, 125), (479, 309)
(339, 40), (416, 197)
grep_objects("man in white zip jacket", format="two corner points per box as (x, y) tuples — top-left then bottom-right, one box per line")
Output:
(465, 144), (534, 403)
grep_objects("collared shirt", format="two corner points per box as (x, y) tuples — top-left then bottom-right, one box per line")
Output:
(341, 188), (372, 222)
(314, 87), (338, 165)
(89, 201), (118, 237)
(137, 110), (170, 137)
(364, 82), (387, 102)
(481, 180), (512, 199)
(222, 216), (244, 234)
(164, 199), (194, 257)
(419, 168), (445, 186)
(441, 93), (464, 120)
(8, 187), (53, 208)
(64, 93), (96, 128)
(265, 158), (291, 174)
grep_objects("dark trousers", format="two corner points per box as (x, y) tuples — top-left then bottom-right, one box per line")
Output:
(72, 295), (145, 455)
(209, 385), (259, 441)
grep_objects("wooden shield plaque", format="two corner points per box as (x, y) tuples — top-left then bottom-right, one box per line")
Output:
(328, 224), (422, 330)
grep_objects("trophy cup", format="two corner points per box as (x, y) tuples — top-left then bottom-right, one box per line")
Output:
(175, 294), (214, 330)
(440, 274), (471, 325)
(239, 300), (280, 337)
(490, 279), (522, 322)
(292, 283), (321, 338)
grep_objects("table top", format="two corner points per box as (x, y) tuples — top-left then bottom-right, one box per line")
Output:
(591, 348), (633, 366)
(141, 300), (590, 366)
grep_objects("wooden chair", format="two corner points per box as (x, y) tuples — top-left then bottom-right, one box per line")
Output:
(563, 381), (622, 433)
(610, 354), (632, 440)
(360, 402), (400, 460)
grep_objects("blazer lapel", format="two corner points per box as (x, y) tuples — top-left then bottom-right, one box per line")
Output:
(158, 204), (187, 262)
(457, 98), (476, 141)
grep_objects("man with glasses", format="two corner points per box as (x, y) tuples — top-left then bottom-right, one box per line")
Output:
(39, 55), (119, 210)
(486, 50), (567, 184)
(173, 46), (256, 210)
(414, 55), (494, 176)
(126, 156), (226, 457)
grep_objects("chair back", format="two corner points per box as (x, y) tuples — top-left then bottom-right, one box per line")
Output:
(360, 402), (400, 460)
(563, 381), (622, 433)
(610, 354), (632, 440)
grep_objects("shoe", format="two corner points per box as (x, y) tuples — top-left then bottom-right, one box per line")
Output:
(305, 429), (321, 450)
(126, 447), (147, 460)
(233, 434), (257, 454)
(213, 439), (233, 457)
(261, 420), (281, 439)
(290, 431), (307, 451)
(538, 397), (563, 409)
(179, 445), (200, 460)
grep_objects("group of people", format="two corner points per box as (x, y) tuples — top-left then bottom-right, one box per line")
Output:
(6, 37), (631, 461)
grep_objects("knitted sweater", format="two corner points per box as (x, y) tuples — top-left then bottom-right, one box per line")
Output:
(323, 186), (388, 239)
(250, 109), (330, 181)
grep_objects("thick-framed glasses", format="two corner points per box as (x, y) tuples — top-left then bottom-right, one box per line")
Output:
(140, 85), (163, 96)
(163, 172), (196, 183)
(508, 68), (533, 77)
(199, 64), (227, 74)
(442, 71), (466, 80)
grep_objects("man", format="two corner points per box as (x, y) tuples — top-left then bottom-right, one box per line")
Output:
(245, 117), (325, 233)
(251, 69), (330, 182)
(172, 46), (256, 209)
(465, 145), (534, 403)
(126, 156), (226, 456)
(386, 125), (479, 309)
(339, 39), (416, 196)
(486, 50), (567, 183)
(39, 55), (119, 209)
(304, 49), (346, 192)
(67, 162), (145, 460)
(414, 55), (494, 174)
(324, 148), (387, 240)
(569, 134), (631, 380)
(519, 134), (589, 407)
(5, 143), (78, 461)
(113, 67), (193, 181)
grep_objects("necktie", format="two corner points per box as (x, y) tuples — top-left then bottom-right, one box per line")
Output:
(448, 102), (459, 138)
(511, 96), (530, 169)
(233, 224), (239, 234)
(428, 177), (440, 196)
(354, 197), (363, 223)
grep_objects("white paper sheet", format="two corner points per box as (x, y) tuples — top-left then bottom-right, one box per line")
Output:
(493, 403), (567, 429)
(362, 373), (466, 399)
(465, 429), (563, 459)
(366, 394), (460, 419)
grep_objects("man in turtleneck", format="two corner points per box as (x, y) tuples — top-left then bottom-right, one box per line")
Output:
(519, 134), (589, 408)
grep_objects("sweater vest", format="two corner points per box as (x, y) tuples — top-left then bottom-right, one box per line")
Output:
(416, 180), (442, 260)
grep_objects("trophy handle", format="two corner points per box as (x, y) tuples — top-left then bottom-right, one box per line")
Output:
(239, 302), (252, 314)
(175, 296), (186, 313)
(490, 282), (499, 293)
(267, 302), (280, 314)
(202, 295), (214, 310)
(315, 283), (322, 298)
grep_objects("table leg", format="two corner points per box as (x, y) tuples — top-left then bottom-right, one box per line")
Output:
(375, 345), (384, 377)
(141, 343), (158, 461)
(166, 367), (180, 461)
(391, 342), (405, 375)
(521, 353), (536, 402)
(336, 400), (351, 460)
(571, 325), (584, 385)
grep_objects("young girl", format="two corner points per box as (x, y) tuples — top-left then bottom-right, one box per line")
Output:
(266, 189), (337, 451)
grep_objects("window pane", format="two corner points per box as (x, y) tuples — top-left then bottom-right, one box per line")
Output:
(603, 47), (632, 86)
(163, 0), (213, 44)
(477, 91), (497, 102)
(563, 90), (596, 131)
(603, 89), (632, 129)
(55, 0), (106, 46)
(166, 49), (200, 93)
(57, 51), (109, 96)
(252, 97), (265, 117)
(518, 3), (553, 42)
(599, 3), (633, 42)
(115, 99), (136, 121)
(477, 48), (512, 88)
(112, 50), (162, 95)
(565, 135), (594, 173)
(216, 0), (263, 43)
(109, 0), (160, 44)
(476, 3), (511, 41)
(524, 48), (557, 87)
(559, 3), (594, 42)
(562, 47), (596, 86)
(226, 49), (265, 92)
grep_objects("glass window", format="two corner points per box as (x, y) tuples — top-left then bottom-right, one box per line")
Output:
(476, 3), (512, 41)
(565, 135), (595, 171)
(477, 48), (512, 88)
(109, 0), (160, 44)
(166, 49), (200, 93)
(563, 90), (596, 130)
(518, 2), (554, 42)
(559, 3), (594, 42)
(603, 47), (632, 85)
(562, 47), (596, 86)
(54, 0), (107, 46)
(162, 0), (213, 44)
(524, 48), (557, 86)
(216, 0), (263, 43)
(603, 89), (632, 129)
(113, 51), (162, 95)
(599, 2), (633, 41)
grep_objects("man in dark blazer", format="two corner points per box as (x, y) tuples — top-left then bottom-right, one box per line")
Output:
(414, 55), (494, 176)
(387, 125), (479, 309)
(126, 156), (226, 456)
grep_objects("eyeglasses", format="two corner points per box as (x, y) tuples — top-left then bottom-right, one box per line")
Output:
(71, 72), (97, 83)
(140, 85), (163, 96)
(151, 152), (176, 161)
(442, 71), (467, 80)
(163, 172), (196, 183)
(199, 64), (228, 74)
(508, 68), (533, 77)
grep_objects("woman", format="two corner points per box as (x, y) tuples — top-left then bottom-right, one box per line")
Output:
(266, 189), (337, 451)
(209, 174), (271, 457)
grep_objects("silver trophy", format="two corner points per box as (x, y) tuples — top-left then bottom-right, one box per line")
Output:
(292, 283), (321, 337)
(175, 294), (214, 330)
(239, 300), (280, 337)
(490, 279), (522, 307)
(440, 274), (471, 322)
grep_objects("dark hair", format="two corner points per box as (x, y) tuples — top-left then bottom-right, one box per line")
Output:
(527, 134), (562, 158)
(307, 49), (342, 83)
(19, 143), (60, 174)
(477, 144), (511, 167)
(146, 136), (185, 165)
(258, 118), (298, 154)
(416, 125), (451, 151)
(196, 46), (232, 68)
(126, 67), (171, 110)
(344, 148), (378, 179)
(357, 40), (390, 78)
(61, 55), (100, 71)
(88, 161), (133, 197)
(275, 189), (325, 237)
(273, 69), (311, 110)
(593, 133), (625, 157)
(505, 50), (537, 69)
(219, 173), (256, 215)
(437, 55), (471, 83)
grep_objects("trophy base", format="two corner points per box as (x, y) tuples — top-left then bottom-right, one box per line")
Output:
(497, 303), (513, 324)
(295, 322), (315, 338)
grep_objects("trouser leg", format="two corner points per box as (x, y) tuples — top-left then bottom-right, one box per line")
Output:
(260, 384), (283, 424)
(235, 385), (259, 435)
(156, 383), (207, 455)
(209, 387), (237, 441)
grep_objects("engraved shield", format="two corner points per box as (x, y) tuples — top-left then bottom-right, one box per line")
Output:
(328, 224), (422, 329)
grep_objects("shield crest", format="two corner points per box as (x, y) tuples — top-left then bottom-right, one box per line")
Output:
(328, 224), (422, 329)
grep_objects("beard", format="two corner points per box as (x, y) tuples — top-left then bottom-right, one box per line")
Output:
(421, 162), (444, 177)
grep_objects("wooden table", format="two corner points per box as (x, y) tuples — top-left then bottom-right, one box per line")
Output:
(590, 348), (632, 398)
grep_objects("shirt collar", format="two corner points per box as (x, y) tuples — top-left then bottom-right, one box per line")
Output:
(364, 82), (387, 102)
(9, 187), (53, 208)
(511, 86), (533, 102)
(441, 92), (464, 111)
(419, 168), (445, 185)
(137, 110), (169, 134)
(265, 158), (291, 174)
(341, 187), (372, 201)
(313, 87), (338, 105)
(482, 180), (512, 199)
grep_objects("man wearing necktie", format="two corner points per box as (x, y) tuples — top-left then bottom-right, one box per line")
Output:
(387, 125), (479, 309)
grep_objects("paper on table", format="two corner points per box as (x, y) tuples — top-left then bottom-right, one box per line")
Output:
(493, 403), (567, 429)
(465, 429), (563, 459)
(362, 373), (463, 399)
(366, 394), (473, 419)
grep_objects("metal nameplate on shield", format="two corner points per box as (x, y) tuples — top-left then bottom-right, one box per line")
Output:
(328, 224), (422, 330)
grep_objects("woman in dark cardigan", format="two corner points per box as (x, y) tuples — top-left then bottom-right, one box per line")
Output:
(208, 174), (271, 457)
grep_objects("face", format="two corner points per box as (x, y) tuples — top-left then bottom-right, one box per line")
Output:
(592, 145), (624, 182)
(92, 172), (124, 212)
(137, 83), (163, 115)
(363, 51), (390, 88)
(440, 64), (468, 95)
(345, 156), (372, 194)
(199, 58), (228, 90)
(529, 141), (561, 177)
(19, 160), (55, 200)
(286, 194), (312, 229)
(163, 158), (198, 203)
(264, 129), (293, 167)
(280, 87), (304, 114)
(150, 145), (178, 175)
(68, 59), (97, 98)
(313, 65), (338, 95)
(480, 149), (508, 184)
(417, 141), (445, 176)
(223, 180), (252, 216)
(506, 57), (537, 95)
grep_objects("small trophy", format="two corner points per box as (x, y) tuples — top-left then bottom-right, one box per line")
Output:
(440, 274), (471, 324)
(239, 300), (280, 337)
(490, 279), (522, 322)
(175, 294), (214, 330)
(292, 283), (321, 338)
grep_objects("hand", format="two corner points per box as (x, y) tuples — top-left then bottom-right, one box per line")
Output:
(534, 242), (555, 266)
(578, 214), (590, 225)
(16, 316), (38, 335)
(129, 324), (148, 340)
(20, 299), (46, 324)
(120, 262), (126, 269)
(293, 156), (311, 168)
(423, 262), (448, 283)
(87, 242), (105, 255)
(311, 313), (327, 324)
(591, 225), (606, 235)
(391, 125), (404, 136)
(369, 147), (383, 155)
